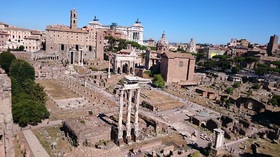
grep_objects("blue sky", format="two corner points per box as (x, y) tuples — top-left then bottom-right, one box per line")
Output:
(1, 0), (279, 44)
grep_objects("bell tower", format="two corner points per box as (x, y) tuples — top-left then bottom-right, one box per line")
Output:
(70, 8), (77, 29)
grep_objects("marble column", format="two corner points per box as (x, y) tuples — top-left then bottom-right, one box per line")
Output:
(132, 61), (135, 75)
(134, 88), (140, 141)
(80, 51), (83, 66)
(108, 57), (111, 78)
(118, 90), (124, 141)
(120, 61), (123, 74)
(114, 60), (117, 74)
(126, 89), (132, 143)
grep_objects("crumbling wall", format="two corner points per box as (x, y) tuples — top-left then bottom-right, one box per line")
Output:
(0, 69), (14, 157)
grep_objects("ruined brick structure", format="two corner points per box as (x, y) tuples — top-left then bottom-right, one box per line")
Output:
(160, 52), (195, 83)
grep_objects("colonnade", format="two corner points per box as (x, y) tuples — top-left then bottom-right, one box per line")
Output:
(117, 84), (140, 145)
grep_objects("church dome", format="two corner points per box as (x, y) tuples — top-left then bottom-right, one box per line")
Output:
(157, 32), (168, 45)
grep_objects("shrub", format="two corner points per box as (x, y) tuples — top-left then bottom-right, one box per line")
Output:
(252, 83), (260, 89)
(225, 87), (234, 95)
(152, 74), (165, 88)
(232, 82), (241, 88)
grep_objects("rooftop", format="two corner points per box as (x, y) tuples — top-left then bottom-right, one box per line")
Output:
(162, 52), (195, 59)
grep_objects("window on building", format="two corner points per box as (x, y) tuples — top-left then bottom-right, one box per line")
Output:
(89, 46), (92, 51)
(61, 44), (64, 51)
(179, 61), (183, 67)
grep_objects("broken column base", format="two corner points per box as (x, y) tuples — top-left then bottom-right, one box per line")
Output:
(117, 138), (125, 147)
(210, 148), (225, 157)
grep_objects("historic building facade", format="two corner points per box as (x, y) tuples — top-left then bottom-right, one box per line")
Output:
(0, 22), (43, 52)
(88, 17), (144, 45)
(112, 48), (137, 75)
(160, 52), (195, 83)
(45, 9), (104, 63)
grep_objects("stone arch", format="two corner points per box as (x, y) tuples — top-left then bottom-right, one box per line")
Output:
(201, 121), (206, 128)
(70, 51), (74, 64)
(130, 67), (133, 74)
(117, 67), (121, 74)
(75, 45), (79, 51)
(89, 45), (92, 51)
(122, 63), (129, 74)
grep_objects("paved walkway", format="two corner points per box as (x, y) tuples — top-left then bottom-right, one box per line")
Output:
(22, 129), (50, 157)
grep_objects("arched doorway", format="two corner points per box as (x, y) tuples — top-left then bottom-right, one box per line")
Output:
(70, 51), (74, 64)
(122, 63), (129, 74)
(130, 67), (133, 74)
(117, 67), (121, 74)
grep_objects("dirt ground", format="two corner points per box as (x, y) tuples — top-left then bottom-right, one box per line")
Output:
(36, 79), (78, 100)
(141, 88), (185, 111)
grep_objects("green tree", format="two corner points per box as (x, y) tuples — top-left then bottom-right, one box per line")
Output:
(212, 55), (229, 60)
(21, 79), (46, 103)
(105, 35), (116, 51)
(204, 59), (216, 70)
(213, 55), (231, 70)
(0, 51), (16, 74)
(10, 59), (35, 84)
(12, 99), (49, 126)
(271, 61), (280, 68)
(233, 56), (245, 66)
(244, 57), (259, 69)
(117, 39), (127, 51)
(152, 74), (165, 88)
(10, 77), (24, 96)
(18, 45), (25, 51)
(193, 52), (206, 63)
(255, 64), (268, 76)
(252, 83), (261, 89)
(231, 65), (241, 74)
(148, 46), (156, 51)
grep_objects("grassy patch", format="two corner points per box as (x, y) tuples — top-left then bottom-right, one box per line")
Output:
(33, 125), (71, 157)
